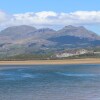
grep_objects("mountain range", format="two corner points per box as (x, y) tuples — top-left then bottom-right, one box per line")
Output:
(0, 25), (100, 57)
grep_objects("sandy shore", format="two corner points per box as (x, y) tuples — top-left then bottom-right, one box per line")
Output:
(0, 58), (100, 65)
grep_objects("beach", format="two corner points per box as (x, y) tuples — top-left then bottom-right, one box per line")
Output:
(0, 58), (100, 65)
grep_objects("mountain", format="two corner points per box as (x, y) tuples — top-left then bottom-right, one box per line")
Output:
(27, 28), (56, 39)
(0, 25), (99, 57)
(0, 25), (36, 37)
(48, 25), (100, 48)
(57, 25), (100, 40)
(0, 25), (36, 42)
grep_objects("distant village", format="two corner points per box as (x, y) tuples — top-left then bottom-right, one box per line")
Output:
(53, 49), (100, 58)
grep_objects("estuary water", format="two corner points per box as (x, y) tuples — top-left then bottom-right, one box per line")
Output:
(0, 64), (100, 100)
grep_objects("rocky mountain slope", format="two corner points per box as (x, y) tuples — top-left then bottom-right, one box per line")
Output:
(0, 25), (100, 57)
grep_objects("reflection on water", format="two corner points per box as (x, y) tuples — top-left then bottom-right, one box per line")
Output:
(0, 64), (100, 100)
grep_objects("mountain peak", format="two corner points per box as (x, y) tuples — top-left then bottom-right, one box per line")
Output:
(36, 28), (55, 33)
(0, 25), (36, 36)
(5, 25), (36, 30)
(58, 25), (100, 40)
(79, 26), (85, 29)
(63, 25), (86, 30)
(63, 25), (76, 29)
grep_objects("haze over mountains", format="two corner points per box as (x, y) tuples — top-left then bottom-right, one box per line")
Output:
(0, 25), (100, 57)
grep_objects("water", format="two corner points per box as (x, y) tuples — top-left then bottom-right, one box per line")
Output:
(0, 64), (100, 100)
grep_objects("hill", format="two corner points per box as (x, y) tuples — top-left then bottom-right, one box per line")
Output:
(0, 25), (100, 58)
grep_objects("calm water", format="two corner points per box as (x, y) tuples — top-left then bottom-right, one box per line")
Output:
(0, 64), (100, 100)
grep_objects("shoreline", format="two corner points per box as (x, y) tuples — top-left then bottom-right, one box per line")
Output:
(0, 58), (100, 65)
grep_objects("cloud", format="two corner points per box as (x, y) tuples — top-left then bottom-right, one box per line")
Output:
(0, 11), (9, 23)
(0, 11), (100, 29)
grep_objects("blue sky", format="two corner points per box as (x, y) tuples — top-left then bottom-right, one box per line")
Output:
(0, 0), (100, 13)
(0, 0), (100, 34)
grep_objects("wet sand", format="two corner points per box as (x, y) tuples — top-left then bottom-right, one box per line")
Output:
(0, 58), (100, 65)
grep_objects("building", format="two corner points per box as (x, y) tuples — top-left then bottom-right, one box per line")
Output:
(55, 49), (88, 58)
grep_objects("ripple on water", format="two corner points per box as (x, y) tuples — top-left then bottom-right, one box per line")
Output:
(56, 72), (99, 77)
(0, 71), (41, 81)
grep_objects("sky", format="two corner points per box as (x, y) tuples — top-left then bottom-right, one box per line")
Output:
(0, 0), (100, 34)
